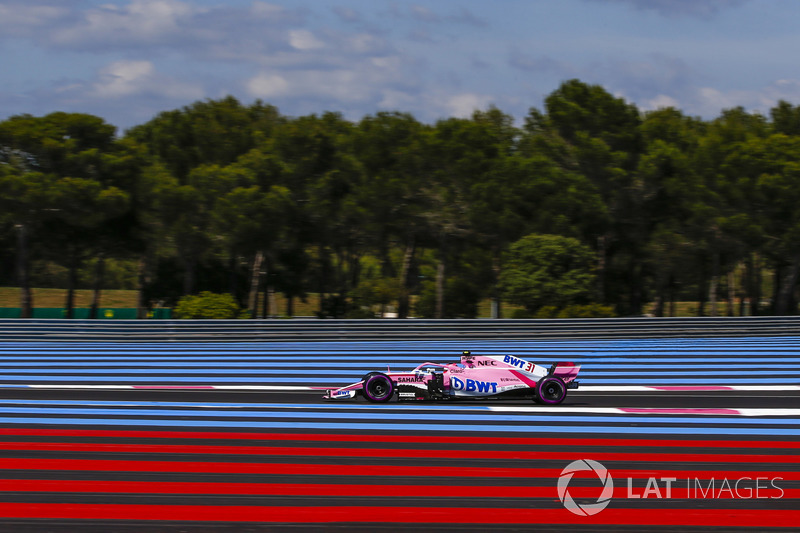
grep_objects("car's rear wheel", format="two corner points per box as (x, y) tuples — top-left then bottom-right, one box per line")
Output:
(362, 373), (394, 403)
(536, 376), (566, 405)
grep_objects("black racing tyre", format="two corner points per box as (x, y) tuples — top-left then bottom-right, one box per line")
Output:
(359, 372), (379, 400)
(535, 376), (567, 405)
(362, 373), (395, 403)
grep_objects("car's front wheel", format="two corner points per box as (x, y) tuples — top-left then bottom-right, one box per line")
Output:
(535, 376), (567, 405)
(362, 373), (394, 403)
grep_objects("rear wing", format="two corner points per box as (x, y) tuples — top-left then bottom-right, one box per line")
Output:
(549, 361), (581, 383)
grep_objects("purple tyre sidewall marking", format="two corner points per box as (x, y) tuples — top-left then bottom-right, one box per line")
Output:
(363, 374), (394, 401)
(537, 376), (566, 404)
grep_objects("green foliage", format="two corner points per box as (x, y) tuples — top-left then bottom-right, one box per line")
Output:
(351, 277), (400, 308)
(6, 84), (800, 318)
(500, 234), (596, 313)
(414, 277), (481, 318)
(126, 97), (282, 182)
(527, 304), (615, 318)
(534, 306), (559, 318)
(510, 308), (534, 319)
(173, 291), (242, 319)
(556, 304), (616, 318)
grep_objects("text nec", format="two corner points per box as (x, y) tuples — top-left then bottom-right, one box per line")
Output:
(451, 377), (497, 393)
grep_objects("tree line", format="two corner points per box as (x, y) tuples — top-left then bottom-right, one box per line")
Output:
(2, 79), (800, 318)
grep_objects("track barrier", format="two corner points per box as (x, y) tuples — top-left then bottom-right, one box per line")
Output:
(1, 316), (799, 341)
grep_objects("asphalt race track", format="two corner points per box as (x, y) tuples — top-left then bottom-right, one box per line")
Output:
(0, 337), (798, 532)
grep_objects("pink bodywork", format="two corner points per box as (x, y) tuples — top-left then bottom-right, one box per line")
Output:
(321, 353), (580, 400)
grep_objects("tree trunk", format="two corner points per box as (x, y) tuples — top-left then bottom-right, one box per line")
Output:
(261, 265), (277, 318)
(286, 295), (294, 318)
(15, 224), (33, 318)
(435, 234), (447, 319)
(318, 245), (328, 316)
(739, 290), (747, 317)
(261, 283), (269, 319)
(708, 252), (719, 317)
(248, 251), (264, 318)
(697, 274), (707, 317)
(708, 275), (718, 317)
(775, 254), (800, 315)
(490, 249), (502, 319)
(137, 256), (148, 319)
(379, 235), (395, 278)
(754, 253), (762, 316)
(90, 254), (106, 319)
(229, 249), (238, 301)
(349, 250), (362, 295)
(668, 275), (676, 317)
(597, 235), (607, 304)
(628, 257), (643, 316)
(65, 254), (78, 319)
(654, 290), (665, 317)
(744, 254), (754, 317)
(772, 262), (783, 315)
(269, 286), (277, 318)
(726, 269), (736, 317)
(182, 257), (196, 296)
(261, 256), (269, 319)
(136, 258), (146, 319)
(335, 246), (346, 303)
(397, 236), (416, 319)
(435, 260), (445, 319)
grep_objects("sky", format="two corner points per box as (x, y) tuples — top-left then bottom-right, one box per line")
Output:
(2, 0), (800, 132)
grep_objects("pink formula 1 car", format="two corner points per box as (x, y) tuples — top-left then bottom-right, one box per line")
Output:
(321, 351), (580, 405)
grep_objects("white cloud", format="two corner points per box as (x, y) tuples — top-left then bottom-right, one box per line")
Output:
(643, 94), (682, 110)
(444, 93), (493, 118)
(0, 3), (69, 35)
(348, 33), (386, 55)
(410, 5), (439, 23)
(246, 73), (291, 99)
(679, 80), (800, 118)
(126, 0), (195, 29)
(52, 0), (199, 47)
(93, 60), (156, 98)
(244, 48), (424, 115)
(371, 56), (404, 71)
(35, 0), (304, 59)
(761, 79), (800, 108)
(391, 4), (487, 27)
(250, 2), (287, 18)
(288, 29), (325, 51)
(377, 89), (416, 110)
(593, 0), (749, 19)
(332, 6), (361, 23)
(247, 69), (368, 103)
(92, 59), (204, 101)
(509, 50), (571, 74)
(696, 87), (738, 112)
